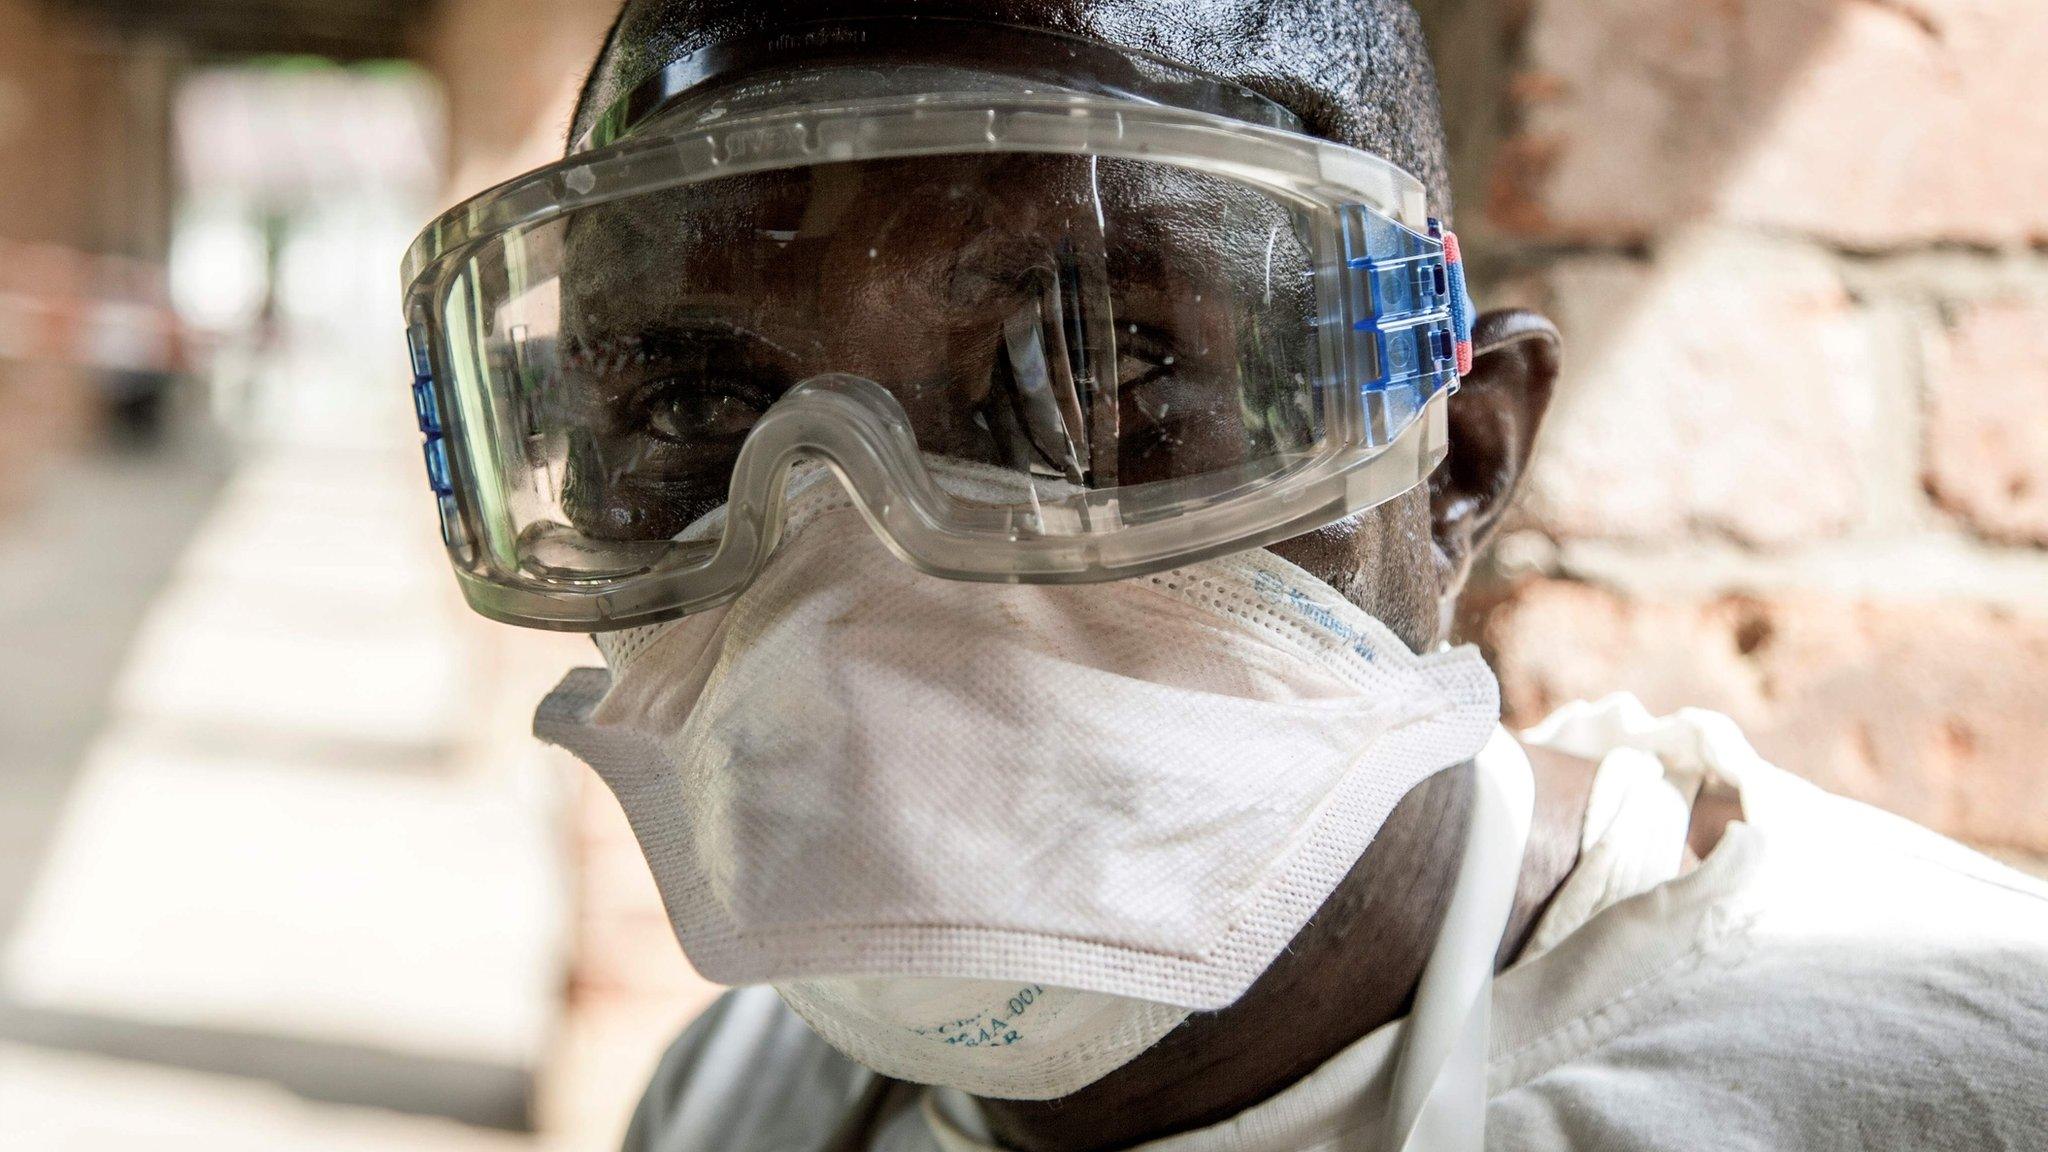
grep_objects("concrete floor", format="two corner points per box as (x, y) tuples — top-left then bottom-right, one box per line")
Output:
(0, 383), (627, 1149)
(0, 436), (231, 944)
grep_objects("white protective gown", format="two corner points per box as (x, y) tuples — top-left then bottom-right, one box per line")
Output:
(620, 696), (2048, 1152)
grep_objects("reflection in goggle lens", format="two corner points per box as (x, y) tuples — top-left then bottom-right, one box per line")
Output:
(470, 156), (1319, 565)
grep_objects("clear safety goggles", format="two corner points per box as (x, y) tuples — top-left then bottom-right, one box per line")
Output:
(400, 21), (1476, 631)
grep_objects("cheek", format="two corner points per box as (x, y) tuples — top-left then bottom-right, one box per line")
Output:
(1264, 491), (1441, 651)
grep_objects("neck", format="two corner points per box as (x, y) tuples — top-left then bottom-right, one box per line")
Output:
(976, 743), (1595, 1152)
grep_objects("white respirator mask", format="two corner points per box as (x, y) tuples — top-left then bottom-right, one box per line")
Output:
(537, 462), (1501, 1101)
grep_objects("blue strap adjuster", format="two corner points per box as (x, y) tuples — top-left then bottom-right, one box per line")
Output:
(1334, 206), (1475, 442)
(406, 331), (469, 555)
(412, 374), (441, 436)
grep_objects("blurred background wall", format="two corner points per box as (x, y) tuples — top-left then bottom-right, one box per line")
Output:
(1424, 0), (2048, 875)
(0, 2), (715, 1150)
(0, 0), (2041, 1149)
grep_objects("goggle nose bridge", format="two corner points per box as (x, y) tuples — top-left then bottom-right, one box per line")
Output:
(694, 372), (960, 593)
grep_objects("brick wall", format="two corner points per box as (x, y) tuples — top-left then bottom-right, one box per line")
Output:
(0, 1), (120, 249)
(1426, 0), (2048, 860)
(0, 0), (128, 507)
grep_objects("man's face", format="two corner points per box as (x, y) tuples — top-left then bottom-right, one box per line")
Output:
(545, 6), (1564, 1133)
(552, 151), (1319, 541)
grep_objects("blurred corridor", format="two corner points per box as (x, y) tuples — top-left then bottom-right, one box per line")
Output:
(0, 1), (714, 1148)
(0, 383), (568, 1148)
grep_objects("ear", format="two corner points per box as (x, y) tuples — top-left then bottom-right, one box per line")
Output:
(1431, 309), (1562, 614)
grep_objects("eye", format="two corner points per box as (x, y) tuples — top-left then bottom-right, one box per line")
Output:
(642, 383), (770, 445)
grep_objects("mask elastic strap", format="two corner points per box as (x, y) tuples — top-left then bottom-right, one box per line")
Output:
(1384, 728), (1534, 1152)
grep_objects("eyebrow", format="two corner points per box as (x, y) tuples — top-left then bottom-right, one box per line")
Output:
(561, 314), (815, 370)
